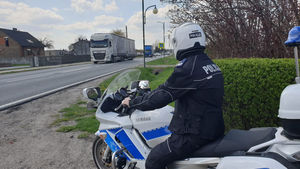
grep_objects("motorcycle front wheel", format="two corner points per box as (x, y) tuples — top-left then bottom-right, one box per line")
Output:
(93, 137), (112, 169)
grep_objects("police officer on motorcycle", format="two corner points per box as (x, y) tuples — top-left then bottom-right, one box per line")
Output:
(122, 22), (225, 169)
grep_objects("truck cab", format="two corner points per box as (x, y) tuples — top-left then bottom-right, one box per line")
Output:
(90, 33), (136, 64)
(90, 34), (113, 63)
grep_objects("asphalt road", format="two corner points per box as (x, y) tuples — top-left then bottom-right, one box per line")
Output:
(0, 57), (159, 109)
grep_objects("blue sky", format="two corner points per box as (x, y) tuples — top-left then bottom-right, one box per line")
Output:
(0, 0), (174, 49)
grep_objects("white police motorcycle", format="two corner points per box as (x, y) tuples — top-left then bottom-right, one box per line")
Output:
(83, 27), (300, 169)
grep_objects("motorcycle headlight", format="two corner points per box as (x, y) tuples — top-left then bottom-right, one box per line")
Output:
(293, 151), (300, 161)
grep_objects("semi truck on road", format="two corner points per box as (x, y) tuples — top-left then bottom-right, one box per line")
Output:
(90, 33), (136, 64)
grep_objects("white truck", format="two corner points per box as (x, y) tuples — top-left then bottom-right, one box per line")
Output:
(90, 33), (136, 63)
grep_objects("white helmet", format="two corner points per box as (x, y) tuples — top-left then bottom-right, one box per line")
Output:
(171, 22), (206, 60)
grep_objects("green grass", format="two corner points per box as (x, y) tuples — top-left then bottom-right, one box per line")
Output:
(147, 68), (173, 89)
(78, 132), (90, 139)
(12, 64), (30, 67)
(99, 74), (119, 93)
(137, 67), (175, 106)
(56, 126), (76, 132)
(53, 75), (120, 139)
(53, 100), (98, 138)
(59, 104), (95, 119)
(75, 116), (99, 133)
(147, 56), (178, 65)
(56, 116), (99, 133)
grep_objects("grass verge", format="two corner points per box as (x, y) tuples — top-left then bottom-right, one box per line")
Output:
(53, 74), (121, 138)
(12, 64), (30, 67)
(147, 56), (178, 65)
(52, 100), (98, 138)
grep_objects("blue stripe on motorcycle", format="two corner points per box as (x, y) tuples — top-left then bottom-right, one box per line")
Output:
(101, 129), (130, 161)
(116, 130), (145, 160)
(108, 128), (122, 134)
(101, 130), (120, 152)
(142, 126), (171, 141)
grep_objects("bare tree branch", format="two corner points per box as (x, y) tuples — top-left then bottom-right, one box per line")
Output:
(163, 0), (296, 58)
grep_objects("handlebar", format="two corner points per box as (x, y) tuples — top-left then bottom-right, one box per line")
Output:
(114, 103), (129, 116)
(114, 104), (123, 112)
(109, 83), (150, 115)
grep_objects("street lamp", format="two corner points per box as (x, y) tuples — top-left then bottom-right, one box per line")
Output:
(157, 21), (165, 56)
(142, 1), (158, 68)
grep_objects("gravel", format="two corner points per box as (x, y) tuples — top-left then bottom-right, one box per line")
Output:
(0, 77), (109, 169)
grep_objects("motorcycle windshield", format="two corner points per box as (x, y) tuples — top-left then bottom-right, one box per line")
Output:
(105, 69), (141, 95)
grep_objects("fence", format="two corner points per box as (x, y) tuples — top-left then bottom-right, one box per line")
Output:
(0, 56), (33, 66)
(33, 54), (90, 66)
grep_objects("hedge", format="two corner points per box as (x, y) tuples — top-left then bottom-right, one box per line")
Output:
(213, 58), (297, 131)
(144, 58), (297, 131)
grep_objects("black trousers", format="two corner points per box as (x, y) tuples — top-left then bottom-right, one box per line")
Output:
(145, 133), (211, 169)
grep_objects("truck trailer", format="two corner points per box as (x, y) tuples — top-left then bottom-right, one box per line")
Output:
(90, 33), (136, 63)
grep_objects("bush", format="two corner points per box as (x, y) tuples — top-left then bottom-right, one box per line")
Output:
(214, 59), (296, 131)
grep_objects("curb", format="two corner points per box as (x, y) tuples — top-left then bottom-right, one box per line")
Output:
(0, 68), (127, 111)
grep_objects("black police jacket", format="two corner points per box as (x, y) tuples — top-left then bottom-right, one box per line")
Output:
(129, 48), (224, 140)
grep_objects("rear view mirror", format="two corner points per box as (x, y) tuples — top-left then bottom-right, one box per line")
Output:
(139, 80), (150, 89)
(130, 81), (140, 90)
(82, 87), (101, 101)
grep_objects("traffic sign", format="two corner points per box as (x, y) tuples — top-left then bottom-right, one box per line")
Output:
(159, 43), (164, 49)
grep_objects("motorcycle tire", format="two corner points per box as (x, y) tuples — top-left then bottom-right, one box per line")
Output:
(93, 136), (112, 169)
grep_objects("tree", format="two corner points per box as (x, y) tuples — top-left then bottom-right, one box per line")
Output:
(39, 37), (54, 49)
(161, 0), (299, 58)
(111, 29), (125, 37)
(76, 35), (87, 42)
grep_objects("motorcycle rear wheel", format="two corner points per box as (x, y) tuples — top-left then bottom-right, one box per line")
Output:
(93, 137), (112, 169)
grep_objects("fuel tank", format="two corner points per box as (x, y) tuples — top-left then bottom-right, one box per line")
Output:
(131, 105), (174, 148)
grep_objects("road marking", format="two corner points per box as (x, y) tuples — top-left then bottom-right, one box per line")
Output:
(0, 56), (166, 111)
(0, 68), (128, 111)
(60, 67), (90, 73)
(3, 67), (91, 83)
(5, 72), (55, 83)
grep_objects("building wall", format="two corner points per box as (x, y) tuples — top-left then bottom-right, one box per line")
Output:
(0, 31), (23, 58)
(45, 50), (68, 56)
(72, 40), (90, 55)
(0, 31), (44, 64)
(23, 47), (45, 57)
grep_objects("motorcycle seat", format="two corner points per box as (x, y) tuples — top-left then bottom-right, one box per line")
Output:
(191, 127), (277, 157)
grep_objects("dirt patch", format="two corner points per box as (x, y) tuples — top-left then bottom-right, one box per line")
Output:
(152, 68), (165, 75)
(0, 77), (111, 169)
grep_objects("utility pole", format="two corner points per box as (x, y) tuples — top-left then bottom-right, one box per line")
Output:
(163, 22), (165, 56)
(125, 25), (128, 38)
(158, 21), (166, 56)
(142, 0), (146, 68)
(142, 0), (158, 68)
